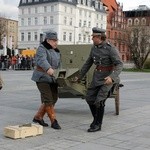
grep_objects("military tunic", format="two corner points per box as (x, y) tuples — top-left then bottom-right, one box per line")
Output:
(79, 41), (123, 105)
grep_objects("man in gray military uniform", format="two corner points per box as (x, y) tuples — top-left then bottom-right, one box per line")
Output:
(77, 27), (123, 132)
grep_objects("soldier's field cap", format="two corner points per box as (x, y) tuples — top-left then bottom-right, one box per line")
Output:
(45, 30), (58, 40)
(91, 27), (106, 36)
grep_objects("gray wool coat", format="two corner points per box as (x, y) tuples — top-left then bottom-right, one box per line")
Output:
(31, 44), (61, 83)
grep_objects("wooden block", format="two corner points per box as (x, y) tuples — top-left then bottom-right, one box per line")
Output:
(4, 123), (43, 139)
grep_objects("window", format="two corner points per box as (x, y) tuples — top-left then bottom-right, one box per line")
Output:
(134, 18), (139, 25)
(35, 7), (38, 13)
(69, 33), (72, 42)
(64, 17), (67, 25)
(141, 18), (146, 25)
(22, 0), (26, 3)
(70, 18), (72, 26)
(34, 0), (39, 2)
(28, 32), (31, 41)
(78, 34), (81, 41)
(50, 16), (54, 24)
(21, 33), (24, 41)
(63, 32), (66, 41)
(22, 9), (24, 14)
(83, 35), (86, 42)
(28, 8), (31, 14)
(83, 21), (86, 27)
(28, 0), (32, 2)
(44, 6), (47, 12)
(28, 18), (31, 25)
(35, 17), (38, 25)
(21, 18), (24, 26)
(88, 35), (90, 43)
(88, 21), (91, 27)
(44, 17), (47, 25)
(79, 20), (82, 27)
(34, 32), (38, 41)
(128, 19), (132, 26)
(114, 32), (117, 39)
(51, 5), (54, 12)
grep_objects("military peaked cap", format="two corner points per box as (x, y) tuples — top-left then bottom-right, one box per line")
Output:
(91, 27), (106, 36)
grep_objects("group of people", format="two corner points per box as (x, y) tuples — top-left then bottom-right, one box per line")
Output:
(32, 27), (123, 132)
(0, 54), (35, 70)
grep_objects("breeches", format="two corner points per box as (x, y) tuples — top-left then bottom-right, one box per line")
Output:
(86, 84), (113, 106)
(36, 82), (58, 105)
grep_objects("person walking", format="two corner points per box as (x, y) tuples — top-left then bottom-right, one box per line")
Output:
(31, 30), (61, 129)
(76, 27), (123, 132)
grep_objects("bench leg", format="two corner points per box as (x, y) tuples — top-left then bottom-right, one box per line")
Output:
(115, 89), (119, 115)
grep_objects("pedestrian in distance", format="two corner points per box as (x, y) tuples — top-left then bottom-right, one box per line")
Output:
(31, 30), (61, 130)
(75, 27), (123, 132)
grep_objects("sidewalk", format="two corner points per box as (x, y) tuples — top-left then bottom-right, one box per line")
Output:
(0, 70), (150, 150)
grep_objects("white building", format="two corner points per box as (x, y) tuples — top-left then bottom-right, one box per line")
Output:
(18, 0), (107, 50)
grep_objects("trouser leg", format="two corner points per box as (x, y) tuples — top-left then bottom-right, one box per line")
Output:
(33, 103), (48, 127)
(87, 100), (105, 132)
(88, 104), (97, 127)
(45, 105), (61, 130)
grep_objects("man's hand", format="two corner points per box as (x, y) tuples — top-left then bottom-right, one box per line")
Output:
(71, 76), (80, 83)
(104, 76), (113, 85)
(47, 68), (54, 76)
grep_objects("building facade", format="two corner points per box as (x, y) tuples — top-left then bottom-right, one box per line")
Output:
(0, 17), (18, 55)
(18, 0), (107, 50)
(124, 5), (150, 27)
(124, 5), (150, 59)
(102, 0), (129, 62)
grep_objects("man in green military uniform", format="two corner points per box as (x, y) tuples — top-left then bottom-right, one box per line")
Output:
(76, 27), (123, 132)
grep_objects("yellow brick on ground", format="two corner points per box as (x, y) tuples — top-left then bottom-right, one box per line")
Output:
(4, 123), (43, 139)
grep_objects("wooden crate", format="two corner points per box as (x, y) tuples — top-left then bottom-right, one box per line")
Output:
(4, 123), (43, 139)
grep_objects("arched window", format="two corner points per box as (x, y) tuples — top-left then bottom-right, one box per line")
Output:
(128, 19), (132, 26)
(134, 18), (139, 25)
(141, 18), (146, 25)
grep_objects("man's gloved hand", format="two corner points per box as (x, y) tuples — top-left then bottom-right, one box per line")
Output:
(0, 86), (2, 90)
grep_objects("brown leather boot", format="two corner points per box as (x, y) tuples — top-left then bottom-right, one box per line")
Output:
(33, 104), (48, 127)
(45, 105), (61, 129)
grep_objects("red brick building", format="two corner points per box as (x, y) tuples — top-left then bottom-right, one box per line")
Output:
(102, 0), (130, 62)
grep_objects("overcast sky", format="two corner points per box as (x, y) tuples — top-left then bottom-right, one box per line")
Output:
(0, 0), (149, 20)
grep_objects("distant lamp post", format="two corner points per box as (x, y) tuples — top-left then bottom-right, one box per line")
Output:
(74, 26), (78, 45)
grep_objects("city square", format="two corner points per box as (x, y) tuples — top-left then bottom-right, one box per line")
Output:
(0, 70), (150, 150)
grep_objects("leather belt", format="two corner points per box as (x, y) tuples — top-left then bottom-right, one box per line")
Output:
(95, 65), (113, 71)
(36, 66), (46, 72)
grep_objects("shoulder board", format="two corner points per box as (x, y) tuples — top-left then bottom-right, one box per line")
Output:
(106, 42), (111, 47)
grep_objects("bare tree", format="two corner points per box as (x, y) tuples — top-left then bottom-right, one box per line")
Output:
(127, 26), (150, 69)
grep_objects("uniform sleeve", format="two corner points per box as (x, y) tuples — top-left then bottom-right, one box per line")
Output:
(109, 46), (123, 82)
(78, 50), (93, 79)
(36, 45), (51, 71)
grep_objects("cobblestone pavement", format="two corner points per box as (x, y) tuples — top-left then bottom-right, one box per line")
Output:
(0, 70), (150, 150)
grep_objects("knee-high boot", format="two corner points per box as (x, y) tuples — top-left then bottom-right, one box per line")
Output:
(88, 104), (97, 127)
(33, 103), (48, 127)
(45, 105), (61, 129)
(87, 105), (105, 132)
